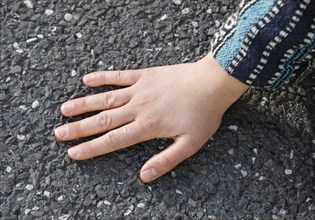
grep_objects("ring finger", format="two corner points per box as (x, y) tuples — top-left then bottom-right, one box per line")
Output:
(55, 105), (134, 141)
(67, 120), (154, 160)
(61, 88), (132, 117)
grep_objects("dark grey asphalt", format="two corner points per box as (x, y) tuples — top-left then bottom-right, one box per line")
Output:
(0, 0), (314, 219)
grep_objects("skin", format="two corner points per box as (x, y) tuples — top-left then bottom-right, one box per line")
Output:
(54, 52), (249, 183)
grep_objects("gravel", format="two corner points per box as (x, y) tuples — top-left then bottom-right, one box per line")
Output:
(1, 0), (314, 219)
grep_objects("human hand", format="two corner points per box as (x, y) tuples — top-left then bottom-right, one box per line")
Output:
(54, 53), (249, 183)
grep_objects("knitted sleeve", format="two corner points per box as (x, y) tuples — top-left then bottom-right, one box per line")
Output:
(211, 0), (315, 89)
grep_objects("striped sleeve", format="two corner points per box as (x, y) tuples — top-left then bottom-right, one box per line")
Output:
(211, 0), (315, 89)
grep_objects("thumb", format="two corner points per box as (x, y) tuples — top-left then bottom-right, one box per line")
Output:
(140, 136), (201, 183)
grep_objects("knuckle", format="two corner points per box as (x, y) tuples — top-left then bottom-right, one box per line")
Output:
(98, 112), (111, 129)
(102, 92), (115, 108)
(160, 155), (176, 172)
(115, 70), (123, 82)
(106, 131), (120, 146)
(139, 118), (157, 131)
(73, 121), (83, 134)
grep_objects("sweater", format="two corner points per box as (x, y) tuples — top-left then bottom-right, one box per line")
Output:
(211, 0), (315, 89)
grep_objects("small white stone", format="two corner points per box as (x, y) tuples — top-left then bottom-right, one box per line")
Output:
(6, 166), (12, 173)
(137, 203), (145, 208)
(306, 197), (312, 202)
(124, 205), (134, 216)
(172, 0), (182, 5)
(44, 191), (50, 197)
(25, 184), (34, 190)
(191, 21), (198, 28)
(26, 38), (37, 43)
(104, 200), (111, 205)
(45, 9), (54, 16)
(25, 209), (32, 215)
(97, 201), (103, 208)
(252, 157), (256, 164)
(228, 125), (238, 131)
(64, 13), (73, 22)
(208, 215), (217, 220)
(159, 14), (168, 21)
(206, 8), (212, 14)
(290, 150), (294, 159)
(176, 189), (183, 195)
(253, 148), (258, 154)
(108, 65), (114, 70)
(32, 100), (39, 109)
(128, 205), (134, 210)
(17, 197), (24, 202)
(259, 176), (266, 181)
(215, 20), (221, 28)
(124, 209), (132, 216)
(272, 215), (279, 220)
(59, 214), (70, 220)
(71, 70), (77, 77)
(13, 42), (19, 49)
(261, 97), (268, 106)
(97, 61), (104, 66)
(76, 32), (83, 38)
(279, 209), (287, 215)
(17, 135), (26, 140)
(16, 49), (24, 54)
(312, 153), (315, 159)
(37, 34), (44, 39)
(312, 139), (315, 144)
(182, 8), (190, 14)
(228, 148), (234, 155)
(241, 170), (248, 177)
(19, 105), (27, 110)
(234, 164), (242, 169)
(57, 195), (64, 201)
(255, 172), (260, 177)
(23, 0), (33, 9)
(285, 169), (293, 175)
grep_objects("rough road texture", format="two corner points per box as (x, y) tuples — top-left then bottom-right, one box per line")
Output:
(0, 0), (314, 219)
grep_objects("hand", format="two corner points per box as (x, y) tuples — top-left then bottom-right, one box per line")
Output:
(54, 53), (249, 182)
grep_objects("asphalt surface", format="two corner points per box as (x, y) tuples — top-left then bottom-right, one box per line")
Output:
(0, 0), (314, 219)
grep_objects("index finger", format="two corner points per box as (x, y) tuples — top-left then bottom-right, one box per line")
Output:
(83, 69), (143, 87)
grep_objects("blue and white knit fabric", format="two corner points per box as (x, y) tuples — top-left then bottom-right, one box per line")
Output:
(211, 0), (315, 88)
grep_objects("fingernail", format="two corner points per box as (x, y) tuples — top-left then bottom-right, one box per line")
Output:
(68, 147), (81, 158)
(83, 74), (93, 83)
(55, 127), (67, 138)
(61, 102), (74, 114)
(142, 168), (158, 182)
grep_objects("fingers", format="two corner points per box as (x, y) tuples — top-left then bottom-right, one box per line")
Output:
(55, 106), (134, 141)
(61, 89), (131, 117)
(140, 136), (201, 183)
(67, 120), (154, 160)
(83, 70), (143, 87)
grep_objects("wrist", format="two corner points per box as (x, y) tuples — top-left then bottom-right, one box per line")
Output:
(197, 53), (249, 111)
